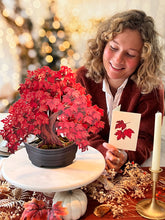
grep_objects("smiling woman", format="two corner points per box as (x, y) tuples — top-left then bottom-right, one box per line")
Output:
(76, 9), (165, 172)
(103, 29), (143, 94)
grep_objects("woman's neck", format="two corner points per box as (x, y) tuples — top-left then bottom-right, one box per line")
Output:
(110, 86), (117, 97)
(107, 78), (124, 97)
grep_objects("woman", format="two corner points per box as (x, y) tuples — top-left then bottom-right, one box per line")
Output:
(76, 9), (164, 171)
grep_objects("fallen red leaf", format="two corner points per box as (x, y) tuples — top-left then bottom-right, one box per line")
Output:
(20, 198), (48, 220)
(47, 201), (68, 220)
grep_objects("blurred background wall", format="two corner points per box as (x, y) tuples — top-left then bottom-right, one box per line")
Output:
(0, 0), (164, 112)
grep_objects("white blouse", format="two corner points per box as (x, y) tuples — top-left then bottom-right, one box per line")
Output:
(102, 78), (128, 125)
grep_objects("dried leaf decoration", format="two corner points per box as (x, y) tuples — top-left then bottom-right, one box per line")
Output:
(114, 120), (134, 140)
(0, 198), (24, 209)
(93, 204), (111, 217)
(0, 182), (10, 194)
(0, 182), (25, 210)
(20, 198), (68, 220)
(82, 162), (152, 218)
(0, 211), (11, 220)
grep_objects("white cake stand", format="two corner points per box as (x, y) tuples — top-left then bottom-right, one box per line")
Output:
(2, 146), (105, 192)
(2, 146), (105, 219)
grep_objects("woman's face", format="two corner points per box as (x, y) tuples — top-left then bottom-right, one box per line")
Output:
(103, 28), (143, 87)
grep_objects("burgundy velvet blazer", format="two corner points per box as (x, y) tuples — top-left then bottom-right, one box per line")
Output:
(76, 66), (164, 165)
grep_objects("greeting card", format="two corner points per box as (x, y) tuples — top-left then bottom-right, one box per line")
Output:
(109, 111), (141, 151)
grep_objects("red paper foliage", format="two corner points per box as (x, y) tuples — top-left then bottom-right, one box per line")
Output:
(0, 66), (104, 153)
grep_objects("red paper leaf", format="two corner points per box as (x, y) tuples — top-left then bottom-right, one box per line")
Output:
(115, 120), (126, 130)
(114, 130), (125, 140)
(47, 98), (61, 111)
(123, 128), (134, 138)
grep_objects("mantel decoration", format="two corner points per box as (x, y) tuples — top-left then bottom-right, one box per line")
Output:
(0, 65), (104, 167)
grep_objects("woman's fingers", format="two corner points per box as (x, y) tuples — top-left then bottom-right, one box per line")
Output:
(103, 142), (127, 171)
(103, 142), (121, 157)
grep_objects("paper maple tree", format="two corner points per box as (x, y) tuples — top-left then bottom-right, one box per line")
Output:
(0, 66), (104, 153)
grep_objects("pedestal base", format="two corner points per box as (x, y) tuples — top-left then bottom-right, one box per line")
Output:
(136, 199), (165, 219)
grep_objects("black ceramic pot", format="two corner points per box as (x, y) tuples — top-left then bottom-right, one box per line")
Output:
(24, 142), (78, 168)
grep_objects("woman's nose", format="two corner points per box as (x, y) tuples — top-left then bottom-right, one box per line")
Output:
(114, 52), (124, 64)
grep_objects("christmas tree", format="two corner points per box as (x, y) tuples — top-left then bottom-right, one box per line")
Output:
(36, 14), (75, 70)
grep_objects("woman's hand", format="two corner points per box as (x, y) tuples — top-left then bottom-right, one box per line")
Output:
(103, 142), (128, 171)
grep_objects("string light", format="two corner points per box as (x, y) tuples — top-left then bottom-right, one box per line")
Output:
(50, 0), (105, 67)
(25, 7), (33, 16)
(45, 55), (53, 63)
(2, 8), (9, 17)
(33, 0), (41, 9)
(0, 0), (81, 112)
(48, 35), (56, 43)
(52, 20), (60, 29)
(15, 16), (24, 26)
(60, 58), (68, 66)
(63, 41), (70, 49)
(28, 49), (37, 58)
(0, 25), (21, 84)
(39, 29), (46, 37)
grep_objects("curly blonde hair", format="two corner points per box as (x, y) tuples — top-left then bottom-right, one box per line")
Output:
(85, 9), (164, 94)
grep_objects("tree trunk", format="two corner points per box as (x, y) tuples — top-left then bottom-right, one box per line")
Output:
(40, 112), (63, 147)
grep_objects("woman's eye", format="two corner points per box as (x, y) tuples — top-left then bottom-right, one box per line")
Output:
(126, 53), (136, 58)
(110, 45), (118, 51)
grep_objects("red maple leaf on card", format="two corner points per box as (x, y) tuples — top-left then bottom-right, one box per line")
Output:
(124, 128), (134, 138)
(114, 120), (134, 140)
(115, 120), (126, 130)
(115, 130), (125, 140)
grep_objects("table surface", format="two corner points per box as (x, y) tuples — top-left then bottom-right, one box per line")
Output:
(80, 167), (165, 220)
(1, 165), (165, 220)
(2, 146), (105, 192)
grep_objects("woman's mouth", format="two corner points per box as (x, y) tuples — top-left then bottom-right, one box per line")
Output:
(110, 62), (124, 70)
